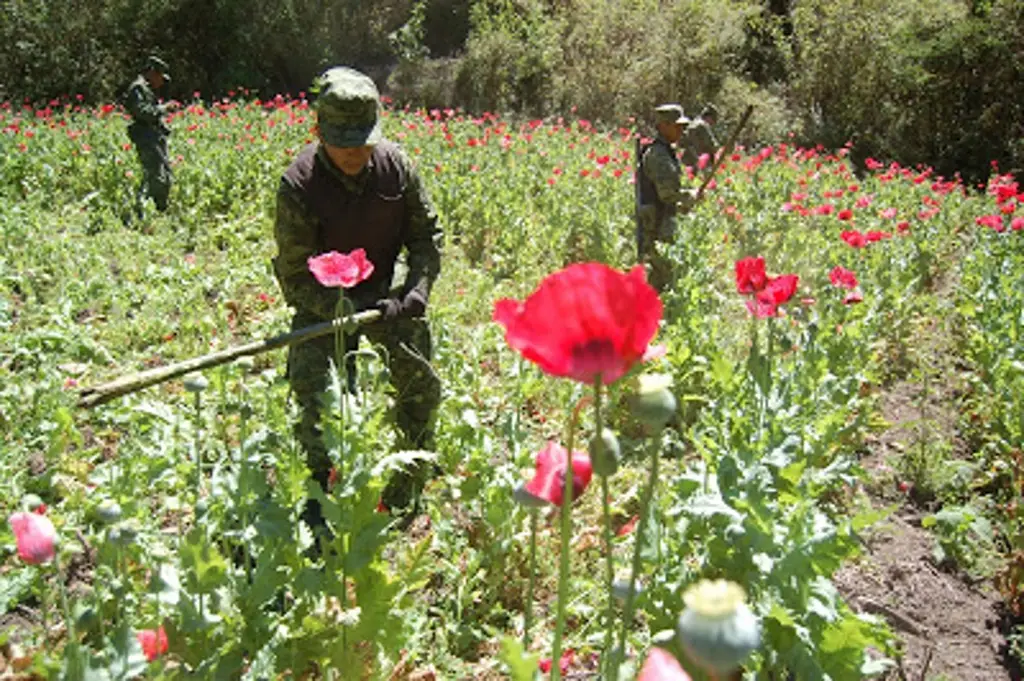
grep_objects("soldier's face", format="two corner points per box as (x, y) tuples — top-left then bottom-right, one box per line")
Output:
(322, 142), (375, 176)
(147, 71), (165, 89)
(658, 122), (684, 144)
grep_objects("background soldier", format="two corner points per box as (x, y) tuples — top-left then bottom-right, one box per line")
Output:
(273, 67), (443, 527)
(124, 56), (175, 215)
(681, 103), (720, 170)
(636, 103), (697, 291)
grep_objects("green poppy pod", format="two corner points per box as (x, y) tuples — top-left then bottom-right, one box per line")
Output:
(631, 373), (677, 431)
(676, 580), (761, 675)
(183, 373), (209, 393)
(590, 428), (621, 477)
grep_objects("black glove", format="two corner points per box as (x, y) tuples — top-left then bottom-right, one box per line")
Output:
(376, 290), (427, 320)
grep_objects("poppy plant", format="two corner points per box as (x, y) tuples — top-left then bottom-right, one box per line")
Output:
(637, 648), (692, 681)
(829, 266), (858, 290)
(493, 263), (662, 385)
(734, 257), (767, 294)
(307, 248), (374, 288)
(8, 511), (57, 564)
(523, 441), (593, 507)
(137, 627), (169, 661)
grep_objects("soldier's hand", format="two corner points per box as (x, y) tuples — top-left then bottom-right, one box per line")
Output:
(376, 290), (427, 320)
(164, 100), (182, 112)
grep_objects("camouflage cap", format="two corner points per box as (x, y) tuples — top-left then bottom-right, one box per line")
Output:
(655, 103), (689, 125)
(315, 67), (382, 148)
(144, 55), (171, 82)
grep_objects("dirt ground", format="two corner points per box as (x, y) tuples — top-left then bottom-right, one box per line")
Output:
(835, 371), (1022, 681)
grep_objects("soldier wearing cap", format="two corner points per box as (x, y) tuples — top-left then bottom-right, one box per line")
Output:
(681, 104), (720, 170)
(123, 56), (175, 215)
(273, 66), (443, 526)
(635, 103), (698, 290)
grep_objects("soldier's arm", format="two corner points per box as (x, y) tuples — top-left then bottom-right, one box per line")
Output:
(400, 150), (443, 304)
(642, 147), (684, 205)
(125, 84), (165, 126)
(272, 183), (338, 320)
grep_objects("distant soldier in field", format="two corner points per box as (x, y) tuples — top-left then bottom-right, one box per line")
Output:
(636, 103), (697, 290)
(123, 56), (175, 215)
(272, 67), (443, 529)
(681, 103), (720, 171)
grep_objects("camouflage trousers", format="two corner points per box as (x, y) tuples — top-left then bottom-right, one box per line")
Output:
(132, 132), (171, 213)
(286, 312), (441, 507)
(636, 213), (677, 293)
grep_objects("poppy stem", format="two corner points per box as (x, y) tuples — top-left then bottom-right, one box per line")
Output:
(193, 389), (202, 497)
(550, 397), (583, 681)
(523, 509), (538, 650)
(594, 381), (617, 678)
(617, 436), (659, 667)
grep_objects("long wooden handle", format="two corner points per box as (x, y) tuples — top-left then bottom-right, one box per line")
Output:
(696, 104), (754, 201)
(77, 309), (382, 409)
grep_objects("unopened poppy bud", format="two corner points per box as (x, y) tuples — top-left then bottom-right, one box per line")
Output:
(590, 428), (621, 477)
(95, 499), (122, 524)
(183, 373), (209, 393)
(74, 603), (100, 633)
(234, 356), (256, 371)
(108, 519), (140, 547)
(631, 373), (677, 431)
(675, 579), (760, 675)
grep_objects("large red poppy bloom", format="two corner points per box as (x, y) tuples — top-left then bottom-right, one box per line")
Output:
(756, 274), (799, 306)
(137, 627), (169, 661)
(307, 249), (374, 288)
(523, 441), (593, 507)
(493, 263), (662, 385)
(829, 266), (858, 290)
(840, 230), (867, 248)
(8, 511), (57, 565)
(637, 647), (692, 681)
(734, 257), (768, 294)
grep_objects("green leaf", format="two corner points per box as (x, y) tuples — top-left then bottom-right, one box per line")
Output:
(499, 637), (539, 681)
(180, 529), (228, 593)
(0, 569), (36, 613)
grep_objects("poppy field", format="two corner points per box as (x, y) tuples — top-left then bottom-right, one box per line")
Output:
(1, 94), (1023, 680)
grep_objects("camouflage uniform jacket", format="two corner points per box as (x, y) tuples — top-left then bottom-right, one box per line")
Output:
(638, 133), (685, 237)
(681, 117), (718, 169)
(273, 141), (442, 321)
(124, 75), (170, 136)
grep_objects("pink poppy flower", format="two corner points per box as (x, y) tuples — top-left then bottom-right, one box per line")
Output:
(829, 266), (858, 290)
(638, 647), (692, 681)
(8, 512), (57, 564)
(307, 249), (374, 288)
(523, 442), (592, 507)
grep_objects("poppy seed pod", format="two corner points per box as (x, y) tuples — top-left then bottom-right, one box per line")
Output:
(590, 428), (621, 477)
(631, 373), (677, 431)
(95, 499), (122, 524)
(183, 373), (209, 393)
(676, 580), (760, 675)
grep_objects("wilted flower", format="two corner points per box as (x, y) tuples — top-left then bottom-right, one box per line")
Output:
(307, 248), (375, 288)
(493, 263), (662, 385)
(521, 441), (592, 507)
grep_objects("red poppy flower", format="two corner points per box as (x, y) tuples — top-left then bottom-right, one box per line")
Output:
(523, 442), (592, 507)
(837, 208), (854, 221)
(137, 627), (169, 661)
(864, 230), (892, 242)
(734, 257), (768, 294)
(8, 512), (57, 564)
(638, 647), (692, 681)
(829, 266), (858, 290)
(995, 183), (1019, 204)
(539, 649), (576, 675)
(840, 230), (867, 248)
(756, 275), (799, 306)
(307, 249), (374, 288)
(493, 263), (662, 385)
(976, 214), (1005, 232)
(1012, 217), (1024, 231)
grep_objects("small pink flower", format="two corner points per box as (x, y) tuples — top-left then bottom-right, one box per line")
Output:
(8, 512), (57, 564)
(307, 249), (374, 288)
(638, 647), (692, 681)
(137, 627), (169, 661)
(880, 207), (898, 219)
(1012, 217), (1024, 231)
(843, 291), (864, 305)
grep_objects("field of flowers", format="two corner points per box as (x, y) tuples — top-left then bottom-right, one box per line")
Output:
(0, 93), (1022, 680)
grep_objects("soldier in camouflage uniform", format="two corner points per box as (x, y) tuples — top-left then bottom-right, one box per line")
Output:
(273, 67), (443, 523)
(124, 56), (174, 214)
(681, 104), (720, 171)
(636, 103), (698, 291)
